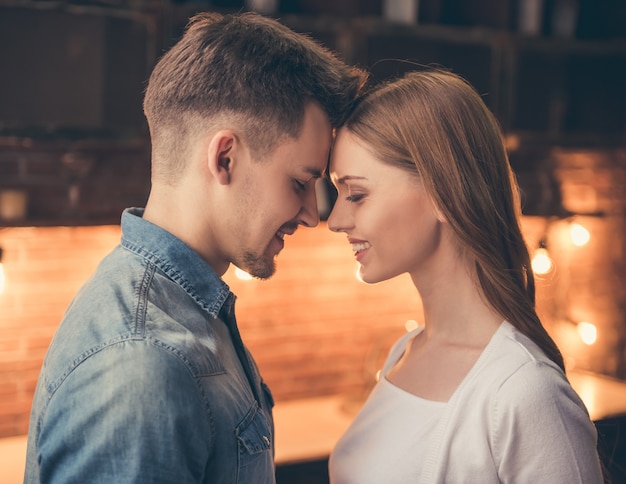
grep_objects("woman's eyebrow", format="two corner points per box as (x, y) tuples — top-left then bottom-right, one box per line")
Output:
(336, 175), (367, 185)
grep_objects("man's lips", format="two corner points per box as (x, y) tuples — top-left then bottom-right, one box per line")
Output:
(276, 226), (297, 240)
(271, 226), (297, 253)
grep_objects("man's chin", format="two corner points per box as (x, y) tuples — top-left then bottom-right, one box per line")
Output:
(242, 254), (276, 280)
(250, 268), (275, 280)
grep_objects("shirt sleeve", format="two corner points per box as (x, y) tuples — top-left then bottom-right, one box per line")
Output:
(36, 340), (213, 483)
(491, 361), (604, 484)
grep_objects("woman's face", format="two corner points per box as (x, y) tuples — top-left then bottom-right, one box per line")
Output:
(328, 128), (444, 284)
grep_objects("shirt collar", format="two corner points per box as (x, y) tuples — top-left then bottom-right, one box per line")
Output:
(119, 207), (232, 319)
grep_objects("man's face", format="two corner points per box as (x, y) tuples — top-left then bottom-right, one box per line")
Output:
(228, 102), (332, 279)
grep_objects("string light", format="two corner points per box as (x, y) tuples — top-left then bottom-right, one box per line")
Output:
(531, 247), (553, 275)
(569, 222), (590, 247)
(577, 321), (597, 345)
(525, 210), (602, 370)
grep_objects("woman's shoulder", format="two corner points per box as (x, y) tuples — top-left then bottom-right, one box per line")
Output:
(380, 326), (425, 374)
(486, 321), (561, 371)
(479, 323), (586, 413)
(462, 322), (570, 401)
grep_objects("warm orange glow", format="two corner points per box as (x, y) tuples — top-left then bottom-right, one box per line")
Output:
(531, 247), (553, 274)
(0, 262), (5, 294)
(569, 223), (590, 247)
(572, 376), (597, 418)
(234, 267), (253, 281)
(564, 356), (577, 372)
(355, 265), (364, 283)
(0, 218), (618, 440)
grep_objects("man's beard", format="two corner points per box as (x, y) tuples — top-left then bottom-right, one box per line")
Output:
(242, 250), (276, 280)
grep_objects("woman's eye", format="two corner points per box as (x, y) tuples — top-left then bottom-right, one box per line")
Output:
(346, 194), (365, 203)
(294, 179), (306, 191)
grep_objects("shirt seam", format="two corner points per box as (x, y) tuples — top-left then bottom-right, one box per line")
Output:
(121, 237), (230, 319)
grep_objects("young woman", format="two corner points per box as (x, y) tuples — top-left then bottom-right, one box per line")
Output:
(327, 70), (603, 483)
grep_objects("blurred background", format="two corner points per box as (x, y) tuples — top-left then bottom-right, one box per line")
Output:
(0, 0), (625, 482)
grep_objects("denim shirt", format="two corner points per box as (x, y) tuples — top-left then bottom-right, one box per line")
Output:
(24, 208), (275, 484)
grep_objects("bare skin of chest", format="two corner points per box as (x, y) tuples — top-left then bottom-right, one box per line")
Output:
(386, 335), (485, 402)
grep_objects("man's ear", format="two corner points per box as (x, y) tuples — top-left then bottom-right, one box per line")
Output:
(207, 130), (236, 185)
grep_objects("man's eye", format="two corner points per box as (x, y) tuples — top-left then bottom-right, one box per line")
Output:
(294, 179), (306, 190)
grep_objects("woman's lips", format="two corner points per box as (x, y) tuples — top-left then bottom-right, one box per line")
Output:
(351, 241), (371, 261)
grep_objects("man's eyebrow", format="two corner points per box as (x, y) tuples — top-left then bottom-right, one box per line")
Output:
(305, 167), (323, 178)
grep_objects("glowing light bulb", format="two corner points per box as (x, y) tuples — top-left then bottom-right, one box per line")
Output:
(531, 248), (553, 275)
(405, 319), (419, 332)
(234, 267), (253, 280)
(570, 223), (590, 247)
(577, 321), (597, 345)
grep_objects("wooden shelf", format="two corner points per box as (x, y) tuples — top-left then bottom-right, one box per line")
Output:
(282, 15), (626, 148)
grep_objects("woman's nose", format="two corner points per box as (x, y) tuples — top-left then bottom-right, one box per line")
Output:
(327, 201), (348, 233)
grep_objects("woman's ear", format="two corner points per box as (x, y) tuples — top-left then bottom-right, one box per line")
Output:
(207, 130), (236, 185)
(432, 201), (448, 223)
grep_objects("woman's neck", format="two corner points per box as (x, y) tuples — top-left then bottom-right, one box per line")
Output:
(410, 253), (502, 347)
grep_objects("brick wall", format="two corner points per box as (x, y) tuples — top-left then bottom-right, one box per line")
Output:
(549, 149), (626, 376)
(0, 226), (123, 437)
(0, 139), (150, 225)
(0, 148), (625, 438)
(1, 216), (625, 437)
(0, 223), (421, 437)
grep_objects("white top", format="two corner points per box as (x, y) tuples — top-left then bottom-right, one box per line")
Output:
(329, 322), (603, 484)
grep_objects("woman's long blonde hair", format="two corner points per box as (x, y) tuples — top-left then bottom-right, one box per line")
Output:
(345, 69), (564, 371)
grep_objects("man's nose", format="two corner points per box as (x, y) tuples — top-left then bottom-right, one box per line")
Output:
(298, 184), (320, 228)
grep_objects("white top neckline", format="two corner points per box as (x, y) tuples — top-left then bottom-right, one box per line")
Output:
(381, 321), (507, 404)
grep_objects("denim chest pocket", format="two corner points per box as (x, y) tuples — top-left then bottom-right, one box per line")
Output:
(235, 402), (274, 481)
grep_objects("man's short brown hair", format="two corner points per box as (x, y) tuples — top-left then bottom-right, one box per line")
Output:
(143, 12), (367, 183)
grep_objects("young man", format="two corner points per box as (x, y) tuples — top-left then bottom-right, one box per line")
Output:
(24, 12), (366, 483)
